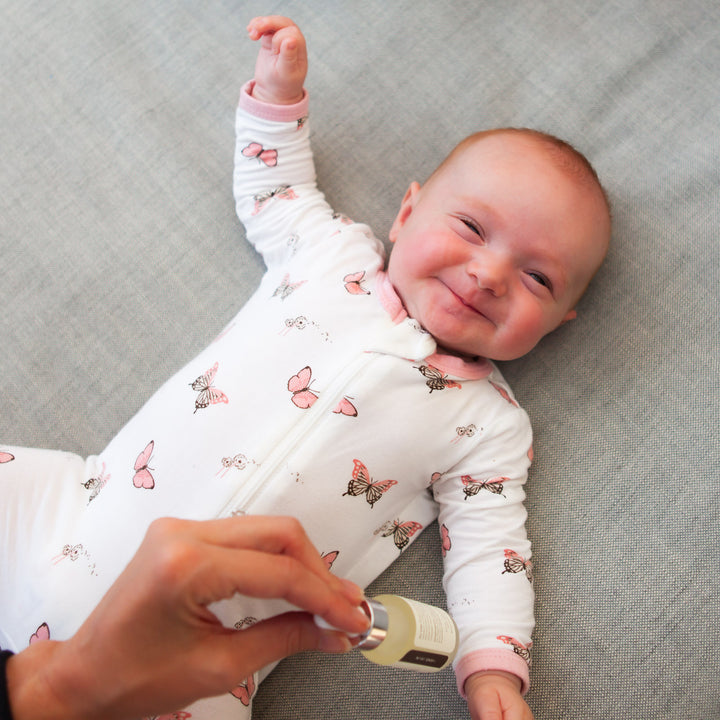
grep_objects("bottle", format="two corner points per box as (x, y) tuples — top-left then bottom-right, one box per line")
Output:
(320, 594), (458, 672)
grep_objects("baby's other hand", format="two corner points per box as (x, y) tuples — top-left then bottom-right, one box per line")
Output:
(247, 16), (307, 105)
(465, 671), (534, 720)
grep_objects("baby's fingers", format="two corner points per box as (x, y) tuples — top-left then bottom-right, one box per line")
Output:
(247, 15), (297, 42)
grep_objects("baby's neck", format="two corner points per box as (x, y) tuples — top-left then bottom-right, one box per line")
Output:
(435, 345), (481, 362)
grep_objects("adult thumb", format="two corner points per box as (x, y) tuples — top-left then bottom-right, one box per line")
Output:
(230, 612), (352, 671)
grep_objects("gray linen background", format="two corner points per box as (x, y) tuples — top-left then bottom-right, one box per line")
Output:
(1, 1), (718, 718)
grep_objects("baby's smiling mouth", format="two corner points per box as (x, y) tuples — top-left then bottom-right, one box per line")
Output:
(444, 283), (495, 324)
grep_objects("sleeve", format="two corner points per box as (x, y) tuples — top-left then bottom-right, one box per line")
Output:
(432, 400), (535, 697)
(0, 651), (14, 720)
(233, 80), (338, 269)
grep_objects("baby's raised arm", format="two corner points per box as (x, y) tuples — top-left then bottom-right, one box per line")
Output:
(247, 16), (307, 105)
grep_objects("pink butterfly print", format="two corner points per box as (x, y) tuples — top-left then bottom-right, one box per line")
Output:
(297, 115), (308, 129)
(343, 270), (370, 295)
(415, 364), (462, 393)
(190, 362), (229, 413)
(0, 451), (14, 464)
(322, 550), (339, 570)
(461, 474), (508, 500)
(344, 459), (397, 508)
(502, 549), (533, 583)
(133, 441), (156, 489)
(242, 141), (278, 167)
(230, 674), (256, 706)
(497, 635), (533, 667)
(252, 184), (297, 215)
(490, 380), (519, 407)
(451, 424), (477, 444)
(333, 395), (358, 417)
(288, 366), (319, 408)
(440, 523), (451, 557)
(375, 518), (422, 552)
(272, 273), (306, 300)
(29, 622), (50, 644)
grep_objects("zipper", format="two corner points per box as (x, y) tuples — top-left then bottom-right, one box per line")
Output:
(216, 351), (374, 518)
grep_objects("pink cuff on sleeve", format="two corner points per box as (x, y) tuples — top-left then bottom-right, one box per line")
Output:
(239, 80), (309, 123)
(455, 649), (531, 697)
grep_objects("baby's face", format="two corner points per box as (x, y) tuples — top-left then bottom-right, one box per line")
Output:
(387, 133), (610, 361)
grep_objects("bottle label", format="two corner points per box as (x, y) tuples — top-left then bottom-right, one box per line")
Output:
(405, 597), (457, 652)
(399, 649), (450, 669)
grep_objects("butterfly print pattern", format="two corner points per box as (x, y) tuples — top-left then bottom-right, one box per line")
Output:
(497, 635), (533, 667)
(322, 550), (339, 570)
(502, 549), (533, 583)
(230, 674), (256, 706)
(343, 270), (370, 295)
(241, 141), (278, 167)
(82, 462), (111, 504)
(252, 184), (297, 215)
(441, 523), (452, 556)
(190, 362), (229, 413)
(133, 441), (156, 489)
(0, 450), (14, 464)
(29, 622), (50, 644)
(333, 396), (357, 417)
(288, 366), (318, 408)
(272, 273), (306, 300)
(415, 364), (462, 393)
(343, 459), (397, 508)
(375, 518), (423, 551)
(462, 474), (507, 500)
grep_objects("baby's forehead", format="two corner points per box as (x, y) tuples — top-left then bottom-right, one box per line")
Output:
(452, 130), (610, 211)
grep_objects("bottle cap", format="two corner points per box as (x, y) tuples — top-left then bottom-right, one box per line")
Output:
(355, 597), (389, 650)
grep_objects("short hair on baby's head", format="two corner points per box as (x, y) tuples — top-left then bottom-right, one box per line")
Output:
(433, 127), (611, 219)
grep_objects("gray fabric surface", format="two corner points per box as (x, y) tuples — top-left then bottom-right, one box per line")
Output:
(1, 1), (718, 718)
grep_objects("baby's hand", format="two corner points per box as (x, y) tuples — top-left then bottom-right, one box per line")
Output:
(465, 671), (534, 720)
(247, 16), (307, 105)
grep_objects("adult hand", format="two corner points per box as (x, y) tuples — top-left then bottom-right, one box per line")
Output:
(7, 516), (368, 720)
(247, 15), (308, 105)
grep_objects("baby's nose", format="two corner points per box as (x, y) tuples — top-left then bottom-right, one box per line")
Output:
(467, 255), (509, 296)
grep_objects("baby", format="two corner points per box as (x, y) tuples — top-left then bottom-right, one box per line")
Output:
(0, 15), (610, 720)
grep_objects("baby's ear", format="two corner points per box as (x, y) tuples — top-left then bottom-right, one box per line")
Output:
(560, 309), (577, 325)
(389, 182), (421, 242)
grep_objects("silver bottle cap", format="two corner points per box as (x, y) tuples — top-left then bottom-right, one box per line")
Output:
(355, 597), (389, 650)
